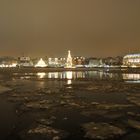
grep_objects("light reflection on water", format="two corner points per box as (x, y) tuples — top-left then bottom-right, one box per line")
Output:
(37, 72), (46, 79)
(67, 79), (72, 85)
(123, 73), (140, 83)
(37, 71), (112, 79)
(66, 71), (72, 79)
(13, 71), (140, 84)
(125, 80), (140, 83)
(48, 72), (58, 79)
(123, 74), (140, 80)
(66, 71), (72, 85)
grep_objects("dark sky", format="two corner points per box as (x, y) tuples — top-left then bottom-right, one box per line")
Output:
(0, 0), (140, 57)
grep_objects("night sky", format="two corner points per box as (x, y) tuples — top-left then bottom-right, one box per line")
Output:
(0, 0), (140, 57)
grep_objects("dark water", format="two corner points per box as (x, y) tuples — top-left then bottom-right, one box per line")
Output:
(0, 70), (140, 140)
(12, 70), (140, 82)
(0, 96), (17, 140)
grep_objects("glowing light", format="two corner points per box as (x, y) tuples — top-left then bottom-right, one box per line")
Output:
(123, 53), (140, 67)
(0, 63), (17, 68)
(35, 58), (47, 67)
(66, 71), (72, 85)
(0, 64), (4, 68)
(65, 50), (75, 68)
(66, 71), (72, 79)
(67, 79), (72, 85)
(76, 72), (84, 78)
(37, 72), (46, 78)
(48, 72), (59, 79)
(11, 63), (17, 67)
(131, 65), (137, 68)
(123, 74), (140, 80)
(124, 54), (140, 59)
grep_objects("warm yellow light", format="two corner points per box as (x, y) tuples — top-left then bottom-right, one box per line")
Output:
(11, 63), (17, 67)
(67, 79), (72, 85)
(0, 63), (17, 68)
(35, 58), (47, 67)
(131, 65), (137, 68)
(37, 72), (46, 78)
(66, 71), (72, 79)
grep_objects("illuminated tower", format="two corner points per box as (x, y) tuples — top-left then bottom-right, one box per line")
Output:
(66, 50), (73, 68)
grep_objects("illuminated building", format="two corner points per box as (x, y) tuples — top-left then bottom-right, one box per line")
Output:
(123, 54), (140, 67)
(0, 57), (17, 68)
(0, 63), (17, 68)
(17, 56), (33, 67)
(73, 56), (85, 67)
(103, 56), (123, 66)
(48, 58), (59, 67)
(86, 58), (103, 67)
(35, 58), (47, 67)
(59, 58), (66, 67)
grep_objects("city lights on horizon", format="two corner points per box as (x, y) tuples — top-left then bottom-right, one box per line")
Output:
(0, 50), (140, 68)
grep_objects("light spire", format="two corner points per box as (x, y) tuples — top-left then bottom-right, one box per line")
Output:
(66, 50), (73, 68)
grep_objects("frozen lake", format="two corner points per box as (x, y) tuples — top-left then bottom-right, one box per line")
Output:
(0, 69), (140, 140)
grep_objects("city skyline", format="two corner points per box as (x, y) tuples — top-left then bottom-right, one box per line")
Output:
(0, 0), (140, 57)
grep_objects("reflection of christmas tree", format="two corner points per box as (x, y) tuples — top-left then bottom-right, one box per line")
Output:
(66, 50), (73, 68)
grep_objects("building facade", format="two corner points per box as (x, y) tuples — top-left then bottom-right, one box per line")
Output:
(123, 54), (140, 67)
(85, 58), (103, 67)
(48, 57), (66, 67)
(17, 56), (34, 67)
(73, 56), (85, 67)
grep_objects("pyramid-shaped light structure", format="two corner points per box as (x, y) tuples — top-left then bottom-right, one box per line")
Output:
(35, 58), (47, 67)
